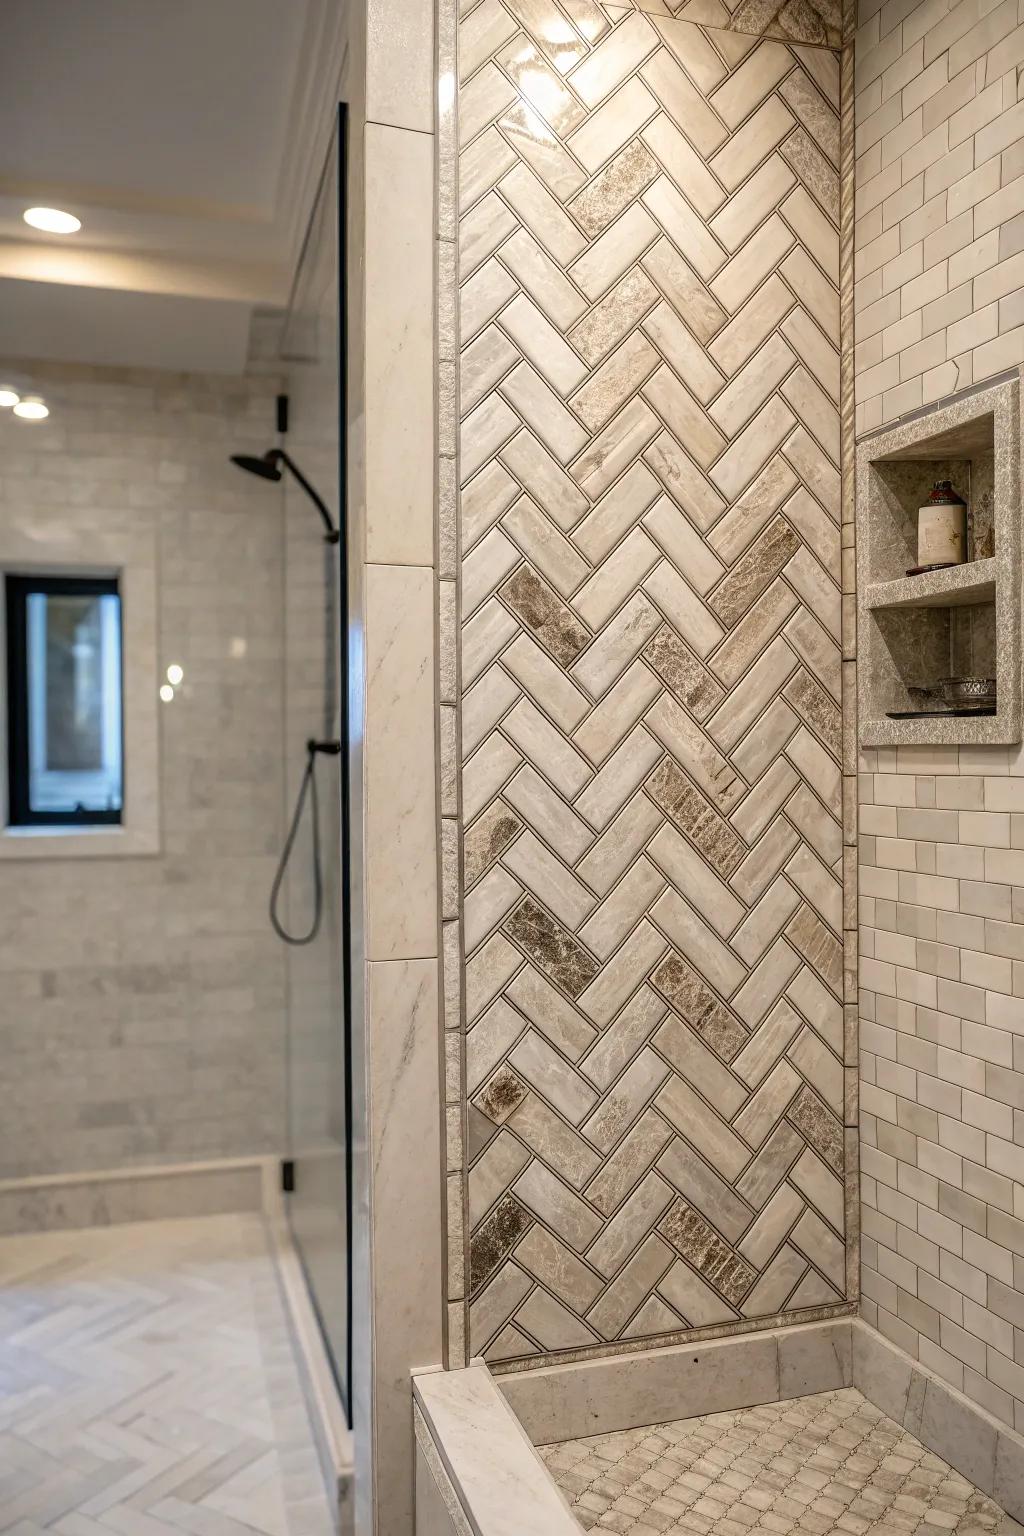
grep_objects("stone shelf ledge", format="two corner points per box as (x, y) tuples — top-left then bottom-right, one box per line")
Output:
(864, 557), (997, 611)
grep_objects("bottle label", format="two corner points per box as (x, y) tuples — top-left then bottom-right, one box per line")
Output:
(918, 503), (965, 565)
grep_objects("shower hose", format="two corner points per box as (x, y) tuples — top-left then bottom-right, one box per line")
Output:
(269, 738), (342, 946)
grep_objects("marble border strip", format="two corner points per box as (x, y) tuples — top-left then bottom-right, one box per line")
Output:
(839, 0), (860, 1314)
(852, 1321), (1024, 1524)
(0, 1155), (272, 1235)
(436, 0), (468, 1372)
(414, 1365), (582, 1535)
(498, 1318), (853, 1445)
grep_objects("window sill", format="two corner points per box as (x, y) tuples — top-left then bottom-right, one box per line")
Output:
(0, 824), (160, 860)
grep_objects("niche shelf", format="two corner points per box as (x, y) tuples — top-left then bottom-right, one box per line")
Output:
(864, 558), (997, 612)
(856, 378), (1021, 747)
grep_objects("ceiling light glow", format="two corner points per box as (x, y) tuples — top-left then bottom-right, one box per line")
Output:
(159, 684), (175, 703)
(166, 664), (184, 686)
(0, 388), (20, 409)
(13, 397), (48, 420)
(24, 206), (81, 234)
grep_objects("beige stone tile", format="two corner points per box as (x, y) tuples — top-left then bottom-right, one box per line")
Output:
(642, 299), (727, 401)
(711, 213), (796, 310)
(641, 47), (730, 154)
(569, 10), (659, 106)
(710, 155), (798, 253)
(569, 332), (661, 430)
(500, 361), (589, 463)
(501, 497), (589, 599)
(641, 175), (728, 281)
(571, 397), (661, 499)
(568, 77), (659, 173)
(710, 332), (797, 437)
(642, 112), (728, 217)
(498, 295), (589, 395)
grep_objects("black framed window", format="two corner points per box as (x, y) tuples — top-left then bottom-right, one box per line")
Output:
(5, 574), (124, 827)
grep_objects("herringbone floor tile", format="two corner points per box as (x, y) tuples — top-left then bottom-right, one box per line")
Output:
(458, 0), (849, 1364)
(0, 1215), (334, 1536)
(541, 1389), (1018, 1534)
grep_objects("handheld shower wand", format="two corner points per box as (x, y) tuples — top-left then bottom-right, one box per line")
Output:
(268, 740), (342, 946)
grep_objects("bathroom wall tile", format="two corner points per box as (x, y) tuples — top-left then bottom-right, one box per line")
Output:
(854, 0), (1024, 427)
(364, 565), (438, 961)
(365, 123), (435, 566)
(452, 2), (851, 1372)
(0, 363), (289, 1177)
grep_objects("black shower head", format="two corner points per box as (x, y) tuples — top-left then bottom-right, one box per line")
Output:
(230, 447), (338, 542)
(231, 451), (283, 482)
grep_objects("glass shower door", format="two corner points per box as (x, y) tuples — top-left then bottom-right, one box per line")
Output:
(280, 108), (350, 1412)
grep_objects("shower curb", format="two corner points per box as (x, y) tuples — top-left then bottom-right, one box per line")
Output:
(413, 1321), (1024, 1531)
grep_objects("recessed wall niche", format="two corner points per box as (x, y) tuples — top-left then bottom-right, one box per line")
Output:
(856, 378), (1021, 747)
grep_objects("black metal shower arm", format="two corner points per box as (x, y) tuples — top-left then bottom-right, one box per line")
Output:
(270, 450), (340, 542)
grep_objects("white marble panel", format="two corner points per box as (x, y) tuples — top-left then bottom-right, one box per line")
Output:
(367, 0), (435, 133)
(368, 960), (444, 1535)
(364, 565), (438, 961)
(365, 123), (435, 565)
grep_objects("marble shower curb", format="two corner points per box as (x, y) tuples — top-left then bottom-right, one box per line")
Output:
(414, 1364), (582, 1536)
(0, 1154), (274, 1234)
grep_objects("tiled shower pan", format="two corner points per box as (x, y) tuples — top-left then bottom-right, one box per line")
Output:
(543, 1390), (1011, 1533)
(413, 1322), (1024, 1536)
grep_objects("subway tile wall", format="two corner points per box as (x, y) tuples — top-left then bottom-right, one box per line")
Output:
(452, 0), (855, 1368)
(859, 746), (1024, 1434)
(854, 0), (1024, 1440)
(0, 360), (287, 1177)
(853, 0), (1024, 433)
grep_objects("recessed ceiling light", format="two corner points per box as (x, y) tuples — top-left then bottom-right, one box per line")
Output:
(0, 387), (20, 409)
(166, 664), (184, 686)
(159, 684), (175, 703)
(13, 397), (49, 421)
(23, 206), (81, 235)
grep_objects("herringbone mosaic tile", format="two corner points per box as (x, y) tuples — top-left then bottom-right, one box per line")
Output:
(458, 0), (846, 1363)
(541, 1389), (1015, 1533)
(0, 1215), (334, 1536)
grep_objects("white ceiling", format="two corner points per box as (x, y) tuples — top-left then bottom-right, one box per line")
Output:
(0, 0), (345, 373)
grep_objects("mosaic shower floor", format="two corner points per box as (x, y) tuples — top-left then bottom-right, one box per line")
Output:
(541, 1388), (1023, 1535)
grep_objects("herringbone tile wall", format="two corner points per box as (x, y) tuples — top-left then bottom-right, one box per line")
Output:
(451, 0), (853, 1367)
